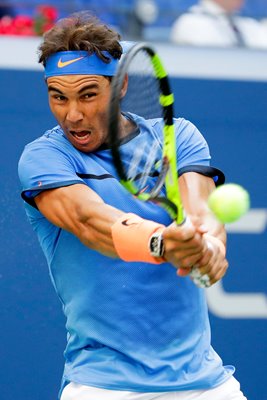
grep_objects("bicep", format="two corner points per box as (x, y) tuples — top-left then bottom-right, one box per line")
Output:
(35, 184), (123, 256)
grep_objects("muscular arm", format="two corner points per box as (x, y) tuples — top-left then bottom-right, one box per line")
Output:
(35, 184), (124, 257)
(35, 173), (228, 285)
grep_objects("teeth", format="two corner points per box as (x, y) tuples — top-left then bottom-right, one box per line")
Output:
(72, 131), (90, 138)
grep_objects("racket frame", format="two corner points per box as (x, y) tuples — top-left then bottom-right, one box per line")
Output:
(108, 43), (210, 288)
(108, 42), (185, 224)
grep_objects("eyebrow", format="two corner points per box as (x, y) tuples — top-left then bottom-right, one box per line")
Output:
(48, 83), (100, 94)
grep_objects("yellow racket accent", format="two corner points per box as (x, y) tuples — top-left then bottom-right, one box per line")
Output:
(122, 180), (151, 201)
(151, 54), (167, 79)
(159, 94), (175, 107)
(162, 124), (185, 224)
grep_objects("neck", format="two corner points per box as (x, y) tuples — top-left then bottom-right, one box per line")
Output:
(119, 114), (137, 139)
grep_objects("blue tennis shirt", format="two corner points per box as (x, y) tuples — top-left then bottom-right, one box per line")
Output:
(18, 113), (233, 394)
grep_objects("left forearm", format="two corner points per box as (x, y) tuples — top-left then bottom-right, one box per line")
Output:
(179, 172), (226, 246)
(176, 172), (228, 284)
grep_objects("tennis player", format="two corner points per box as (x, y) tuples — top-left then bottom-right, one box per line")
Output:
(18, 12), (247, 400)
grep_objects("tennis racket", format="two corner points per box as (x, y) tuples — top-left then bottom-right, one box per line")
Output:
(108, 42), (209, 288)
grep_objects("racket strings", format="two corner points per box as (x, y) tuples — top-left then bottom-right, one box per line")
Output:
(121, 51), (162, 119)
(120, 50), (165, 196)
(122, 140), (162, 195)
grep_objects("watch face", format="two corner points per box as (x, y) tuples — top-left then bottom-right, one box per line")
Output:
(150, 232), (164, 257)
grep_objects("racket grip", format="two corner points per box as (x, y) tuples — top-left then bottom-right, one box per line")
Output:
(180, 217), (211, 289)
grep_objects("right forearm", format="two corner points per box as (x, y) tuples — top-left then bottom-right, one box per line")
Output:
(35, 184), (124, 257)
(75, 202), (124, 257)
(35, 184), (205, 265)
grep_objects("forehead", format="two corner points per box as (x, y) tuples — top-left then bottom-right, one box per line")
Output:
(47, 74), (110, 92)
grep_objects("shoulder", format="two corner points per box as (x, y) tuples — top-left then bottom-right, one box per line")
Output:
(18, 125), (79, 181)
(173, 118), (208, 148)
(148, 116), (192, 129)
(19, 125), (78, 168)
(145, 117), (201, 136)
(147, 117), (208, 153)
(175, 117), (204, 141)
(22, 125), (67, 152)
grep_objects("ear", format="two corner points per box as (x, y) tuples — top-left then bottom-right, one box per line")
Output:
(120, 74), (128, 99)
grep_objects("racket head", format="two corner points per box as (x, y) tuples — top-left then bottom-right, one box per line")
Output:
(108, 43), (184, 223)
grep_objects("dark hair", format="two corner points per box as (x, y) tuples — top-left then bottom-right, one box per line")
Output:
(38, 11), (122, 66)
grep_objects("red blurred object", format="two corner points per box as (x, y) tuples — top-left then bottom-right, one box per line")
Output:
(0, 4), (58, 36)
(37, 5), (58, 22)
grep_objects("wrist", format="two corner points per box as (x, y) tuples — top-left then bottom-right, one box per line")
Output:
(111, 213), (166, 264)
(149, 231), (165, 258)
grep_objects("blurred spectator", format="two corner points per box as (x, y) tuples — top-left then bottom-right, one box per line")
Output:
(124, 0), (158, 39)
(0, 4), (58, 36)
(170, 0), (267, 49)
(0, 0), (14, 17)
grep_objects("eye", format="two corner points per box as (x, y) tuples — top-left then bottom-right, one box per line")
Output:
(53, 94), (66, 101)
(82, 92), (97, 100)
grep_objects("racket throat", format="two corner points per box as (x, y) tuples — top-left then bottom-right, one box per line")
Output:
(152, 197), (178, 220)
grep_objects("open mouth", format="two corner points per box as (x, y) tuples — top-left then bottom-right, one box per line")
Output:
(69, 130), (91, 144)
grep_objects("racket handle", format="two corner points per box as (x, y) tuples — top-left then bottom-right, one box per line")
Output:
(190, 266), (211, 289)
(180, 217), (211, 289)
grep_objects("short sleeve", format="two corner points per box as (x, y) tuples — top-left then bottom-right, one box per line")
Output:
(175, 118), (225, 186)
(175, 118), (210, 167)
(18, 138), (85, 208)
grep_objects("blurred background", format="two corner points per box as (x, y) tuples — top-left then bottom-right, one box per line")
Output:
(1, 0), (267, 40)
(0, 1), (266, 400)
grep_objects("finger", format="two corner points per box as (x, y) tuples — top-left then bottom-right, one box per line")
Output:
(197, 256), (218, 278)
(166, 245), (206, 272)
(209, 259), (229, 285)
(197, 252), (213, 272)
(165, 232), (205, 255)
(198, 252), (227, 283)
(178, 252), (205, 269)
(177, 267), (191, 277)
(196, 240), (216, 271)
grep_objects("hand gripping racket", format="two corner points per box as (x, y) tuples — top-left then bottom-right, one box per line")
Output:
(108, 42), (209, 288)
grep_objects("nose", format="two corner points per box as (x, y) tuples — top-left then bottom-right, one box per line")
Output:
(66, 102), (84, 124)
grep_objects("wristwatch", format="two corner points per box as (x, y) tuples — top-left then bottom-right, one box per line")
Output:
(149, 231), (164, 258)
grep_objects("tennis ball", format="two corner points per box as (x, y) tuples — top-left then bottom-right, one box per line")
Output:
(208, 183), (250, 223)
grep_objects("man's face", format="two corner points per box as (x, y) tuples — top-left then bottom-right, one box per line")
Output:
(47, 74), (112, 152)
(215, 0), (244, 13)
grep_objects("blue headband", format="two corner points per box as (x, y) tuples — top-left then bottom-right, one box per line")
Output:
(44, 50), (119, 79)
